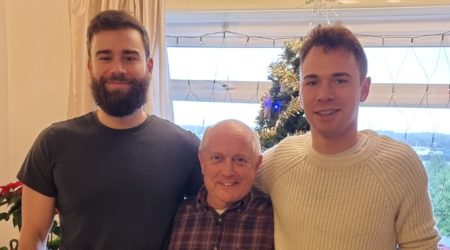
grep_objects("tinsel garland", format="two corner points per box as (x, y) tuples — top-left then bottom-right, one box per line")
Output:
(255, 38), (310, 150)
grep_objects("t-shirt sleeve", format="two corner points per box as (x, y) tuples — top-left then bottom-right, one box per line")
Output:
(17, 127), (57, 197)
(183, 132), (203, 197)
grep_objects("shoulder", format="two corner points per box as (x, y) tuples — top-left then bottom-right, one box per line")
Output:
(147, 115), (188, 133)
(249, 187), (273, 208)
(32, 113), (95, 143)
(260, 134), (309, 174)
(362, 130), (421, 163)
(51, 112), (94, 128)
(263, 134), (308, 160)
(257, 134), (309, 193)
(174, 195), (202, 219)
(46, 112), (96, 133)
(362, 130), (428, 189)
(147, 115), (199, 145)
(242, 188), (273, 221)
(178, 195), (197, 209)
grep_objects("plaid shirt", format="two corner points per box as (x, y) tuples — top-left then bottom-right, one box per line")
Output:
(169, 186), (274, 250)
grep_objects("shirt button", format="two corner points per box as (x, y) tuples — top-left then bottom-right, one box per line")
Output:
(217, 218), (222, 223)
(213, 246), (218, 250)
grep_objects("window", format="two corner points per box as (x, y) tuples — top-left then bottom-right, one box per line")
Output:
(173, 101), (260, 138)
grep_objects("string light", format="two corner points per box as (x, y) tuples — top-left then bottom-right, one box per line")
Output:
(166, 30), (450, 48)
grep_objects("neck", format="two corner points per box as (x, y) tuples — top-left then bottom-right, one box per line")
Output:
(214, 207), (227, 215)
(311, 131), (361, 154)
(96, 108), (147, 129)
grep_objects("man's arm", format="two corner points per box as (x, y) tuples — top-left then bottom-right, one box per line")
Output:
(18, 185), (55, 250)
(395, 148), (441, 249)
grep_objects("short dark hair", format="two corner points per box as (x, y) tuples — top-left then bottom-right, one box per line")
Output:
(86, 10), (150, 59)
(300, 23), (368, 79)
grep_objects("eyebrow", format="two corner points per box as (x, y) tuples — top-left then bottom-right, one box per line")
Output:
(94, 50), (112, 57)
(302, 74), (318, 81)
(94, 49), (140, 57)
(302, 72), (351, 80)
(332, 72), (351, 78)
(122, 50), (140, 56)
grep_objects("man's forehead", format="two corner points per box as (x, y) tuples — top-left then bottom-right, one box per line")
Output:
(91, 29), (143, 45)
(93, 49), (140, 55)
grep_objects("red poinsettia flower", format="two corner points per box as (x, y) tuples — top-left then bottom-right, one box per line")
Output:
(0, 181), (23, 196)
(1, 180), (61, 249)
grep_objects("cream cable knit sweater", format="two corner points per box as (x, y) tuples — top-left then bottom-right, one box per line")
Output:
(257, 130), (440, 250)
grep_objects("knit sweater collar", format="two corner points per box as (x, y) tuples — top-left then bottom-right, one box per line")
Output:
(303, 130), (379, 170)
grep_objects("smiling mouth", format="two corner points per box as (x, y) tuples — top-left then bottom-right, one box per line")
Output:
(107, 80), (130, 85)
(219, 181), (238, 186)
(316, 109), (339, 116)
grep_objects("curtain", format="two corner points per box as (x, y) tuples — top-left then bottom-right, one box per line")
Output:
(67, 0), (173, 120)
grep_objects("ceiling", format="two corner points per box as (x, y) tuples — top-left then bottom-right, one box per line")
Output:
(166, 0), (450, 11)
(164, 0), (450, 47)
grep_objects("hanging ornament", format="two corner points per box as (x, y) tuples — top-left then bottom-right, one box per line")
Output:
(272, 100), (283, 113)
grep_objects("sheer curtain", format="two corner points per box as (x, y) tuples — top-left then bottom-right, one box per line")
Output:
(67, 0), (173, 120)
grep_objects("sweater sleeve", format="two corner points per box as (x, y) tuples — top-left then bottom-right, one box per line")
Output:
(372, 136), (441, 249)
(256, 144), (278, 195)
(256, 136), (306, 196)
(395, 148), (441, 249)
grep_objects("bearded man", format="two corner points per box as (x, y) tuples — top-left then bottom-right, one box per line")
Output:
(17, 10), (202, 250)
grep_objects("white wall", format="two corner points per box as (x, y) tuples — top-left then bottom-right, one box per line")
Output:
(7, 0), (71, 175)
(0, 0), (14, 246)
(1, 0), (70, 246)
(0, 0), (9, 184)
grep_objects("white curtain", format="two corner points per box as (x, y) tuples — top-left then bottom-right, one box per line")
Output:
(67, 0), (173, 120)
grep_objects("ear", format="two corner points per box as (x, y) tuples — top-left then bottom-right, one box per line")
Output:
(198, 152), (205, 175)
(87, 58), (93, 74)
(298, 80), (305, 108)
(146, 58), (154, 73)
(298, 93), (304, 109)
(360, 76), (371, 102)
(254, 155), (263, 171)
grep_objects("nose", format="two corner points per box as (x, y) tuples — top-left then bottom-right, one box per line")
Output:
(221, 160), (235, 177)
(317, 82), (335, 103)
(110, 59), (126, 75)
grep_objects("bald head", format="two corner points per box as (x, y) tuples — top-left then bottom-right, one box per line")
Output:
(200, 120), (262, 156)
(198, 119), (263, 209)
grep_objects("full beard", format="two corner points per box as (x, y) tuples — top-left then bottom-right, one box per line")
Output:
(90, 74), (150, 117)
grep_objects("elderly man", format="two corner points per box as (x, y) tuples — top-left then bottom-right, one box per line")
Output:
(169, 119), (274, 250)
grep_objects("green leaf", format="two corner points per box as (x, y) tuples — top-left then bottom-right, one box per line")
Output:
(0, 212), (9, 221)
(12, 214), (20, 228)
(47, 237), (61, 250)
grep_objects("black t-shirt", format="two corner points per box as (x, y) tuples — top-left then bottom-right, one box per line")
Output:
(18, 112), (203, 250)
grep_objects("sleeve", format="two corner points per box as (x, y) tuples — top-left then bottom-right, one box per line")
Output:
(395, 145), (441, 249)
(17, 127), (57, 197)
(183, 131), (203, 198)
(256, 144), (279, 195)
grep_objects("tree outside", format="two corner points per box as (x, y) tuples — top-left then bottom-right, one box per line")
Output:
(426, 154), (450, 236)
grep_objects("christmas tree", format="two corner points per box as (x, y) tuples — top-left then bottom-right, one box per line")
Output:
(255, 39), (310, 150)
